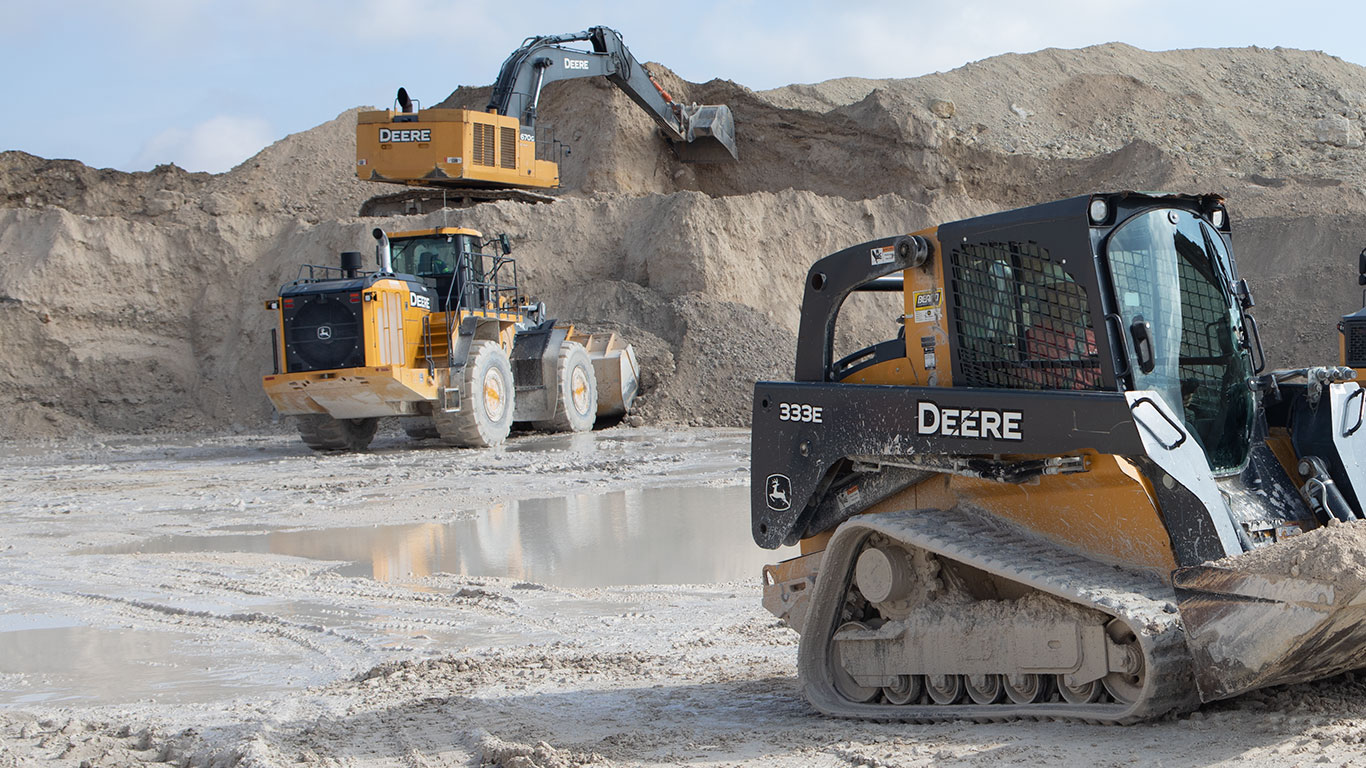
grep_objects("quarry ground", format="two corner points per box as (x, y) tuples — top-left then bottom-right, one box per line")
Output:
(2, 427), (1366, 768)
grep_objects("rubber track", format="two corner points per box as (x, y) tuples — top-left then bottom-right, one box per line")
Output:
(798, 507), (1201, 724)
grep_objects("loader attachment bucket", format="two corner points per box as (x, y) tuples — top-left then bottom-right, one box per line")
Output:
(1174, 561), (1366, 701)
(577, 332), (639, 418)
(676, 104), (739, 163)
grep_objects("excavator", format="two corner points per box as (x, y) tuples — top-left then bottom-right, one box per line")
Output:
(753, 191), (1366, 723)
(355, 26), (738, 216)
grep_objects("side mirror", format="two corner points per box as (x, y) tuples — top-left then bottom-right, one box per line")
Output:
(1235, 278), (1255, 310)
(1358, 248), (1366, 286)
(499, 234), (512, 255)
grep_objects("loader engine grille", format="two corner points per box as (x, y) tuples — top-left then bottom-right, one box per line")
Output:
(282, 292), (364, 372)
(1347, 320), (1366, 368)
(500, 126), (517, 169)
(949, 241), (1102, 390)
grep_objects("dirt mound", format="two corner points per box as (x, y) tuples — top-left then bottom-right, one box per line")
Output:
(5, 44), (1366, 436)
(1215, 519), (1366, 588)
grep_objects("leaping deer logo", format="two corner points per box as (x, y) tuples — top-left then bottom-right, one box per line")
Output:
(766, 474), (792, 511)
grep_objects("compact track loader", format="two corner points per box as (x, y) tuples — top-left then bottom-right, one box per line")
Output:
(753, 192), (1366, 723)
(263, 227), (638, 451)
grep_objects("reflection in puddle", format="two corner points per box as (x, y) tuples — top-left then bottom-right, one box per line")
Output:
(90, 486), (782, 588)
(0, 625), (292, 705)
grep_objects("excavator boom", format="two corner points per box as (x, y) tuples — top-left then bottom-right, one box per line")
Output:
(487, 26), (738, 162)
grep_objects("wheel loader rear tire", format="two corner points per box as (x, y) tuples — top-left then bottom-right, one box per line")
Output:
(433, 341), (515, 448)
(533, 340), (597, 433)
(295, 414), (379, 452)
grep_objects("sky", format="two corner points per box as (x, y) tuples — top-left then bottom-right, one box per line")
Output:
(4, 0), (1366, 174)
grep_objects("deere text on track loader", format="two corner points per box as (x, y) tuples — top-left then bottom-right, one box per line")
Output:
(753, 192), (1366, 723)
(355, 25), (738, 216)
(262, 227), (638, 452)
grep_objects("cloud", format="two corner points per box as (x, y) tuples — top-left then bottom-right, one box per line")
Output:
(133, 115), (275, 173)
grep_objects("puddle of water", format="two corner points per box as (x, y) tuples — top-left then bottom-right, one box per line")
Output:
(88, 486), (786, 588)
(0, 625), (297, 705)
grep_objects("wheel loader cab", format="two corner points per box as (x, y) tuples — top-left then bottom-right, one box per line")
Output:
(388, 228), (488, 312)
(753, 191), (1366, 723)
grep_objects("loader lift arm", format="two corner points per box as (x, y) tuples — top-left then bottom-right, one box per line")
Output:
(486, 26), (738, 163)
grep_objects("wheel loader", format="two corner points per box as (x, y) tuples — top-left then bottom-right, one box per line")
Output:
(262, 226), (638, 451)
(753, 191), (1366, 723)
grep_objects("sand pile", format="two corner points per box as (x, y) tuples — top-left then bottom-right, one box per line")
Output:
(6, 44), (1366, 436)
(1214, 519), (1366, 589)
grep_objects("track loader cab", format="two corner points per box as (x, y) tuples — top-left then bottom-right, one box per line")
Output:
(262, 227), (640, 453)
(753, 192), (1366, 722)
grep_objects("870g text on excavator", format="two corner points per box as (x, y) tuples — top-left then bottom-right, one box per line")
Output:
(754, 191), (1366, 723)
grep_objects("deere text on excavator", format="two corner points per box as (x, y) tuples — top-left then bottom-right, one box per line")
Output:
(355, 26), (738, 215)
(753, 192), (1366, 723)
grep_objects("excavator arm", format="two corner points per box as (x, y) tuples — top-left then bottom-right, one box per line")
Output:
(487, 26), (738, 163)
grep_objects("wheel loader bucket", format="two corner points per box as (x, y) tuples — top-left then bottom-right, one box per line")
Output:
(578, 332), (639, 417)
(676, 104), (739, 163)
(1174, 556), (1366, 702)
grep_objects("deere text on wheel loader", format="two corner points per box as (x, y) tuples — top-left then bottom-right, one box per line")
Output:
(753, 191), (1366, 723)
(262, 227), (638, 451)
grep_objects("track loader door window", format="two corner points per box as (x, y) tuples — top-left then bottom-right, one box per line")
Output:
(1107, 209), (1253, 473)
(949, 242), (1102, 390)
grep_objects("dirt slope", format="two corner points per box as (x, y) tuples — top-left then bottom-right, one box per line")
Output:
(5, 44), (1366, 435)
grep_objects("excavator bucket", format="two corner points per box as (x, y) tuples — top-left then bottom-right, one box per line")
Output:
(676, 104), (739, 163)
(1174, 539), (1366, 702)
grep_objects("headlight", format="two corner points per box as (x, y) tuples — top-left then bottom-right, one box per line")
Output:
(1211, 209), (1226, 228)
(1088, 198), (1109, 224)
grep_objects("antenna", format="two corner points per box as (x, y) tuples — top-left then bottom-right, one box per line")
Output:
(442, 190), (448, 228)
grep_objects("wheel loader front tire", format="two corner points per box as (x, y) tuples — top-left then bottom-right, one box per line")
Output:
(295, 414), (379, 452)
(534, 340), (598, 433)
(434, 341), (515, 447)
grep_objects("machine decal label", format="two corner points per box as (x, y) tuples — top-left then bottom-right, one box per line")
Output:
(778, 402), (823, 423)
(564, 58), (590, 70)
(410, 292), (432, 310)
(912, 289), (942, 323)
(766, 474), (792, 511)
(317, 326), (333, 340)
(835, 484), (863, 512)
(917, 400), (1022, 440)
(870, 245), (896, 265)
(378, 128), (432, 143)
